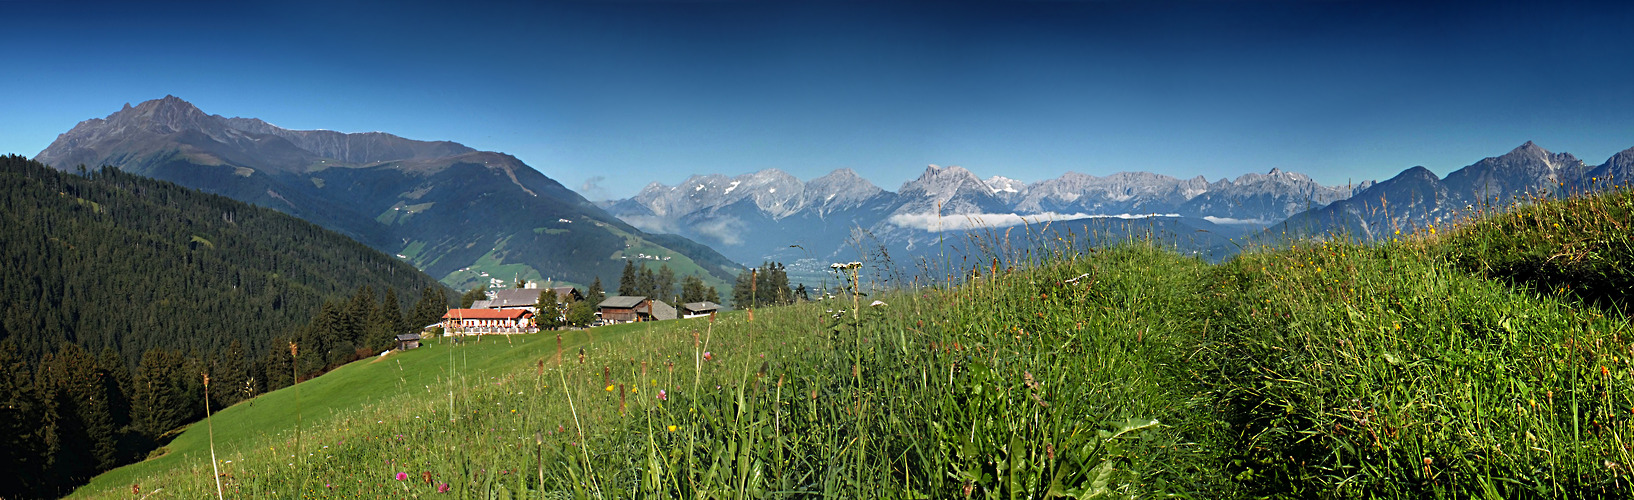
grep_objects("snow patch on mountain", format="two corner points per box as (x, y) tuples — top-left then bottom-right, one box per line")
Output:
(888, 211), (1182, 232)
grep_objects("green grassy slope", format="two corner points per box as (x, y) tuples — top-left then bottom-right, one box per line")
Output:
(68, 323), (645, 497)
(74, 188), (1634, 498)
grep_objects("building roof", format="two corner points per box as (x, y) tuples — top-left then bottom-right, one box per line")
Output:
(487, 287), (582, 308)
(682, 301), (721, 313)
(396, 333), (421, 341)
(442, 308), (532, 320)
(598, 295), (647, 309)
(650, 300), (678, 321)
(469, 299), (493, 309)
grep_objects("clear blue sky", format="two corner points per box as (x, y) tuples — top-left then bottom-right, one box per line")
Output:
(3, 0), (1633, 199)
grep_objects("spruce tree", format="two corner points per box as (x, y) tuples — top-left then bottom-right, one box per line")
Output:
(375, 288), (407, 351)
(130, 348), (184, 443)
(587, 277), (605, 303)
(410, 286), (448, 329)
(618, 260), (638, 296)
(656, 264), (676, 303)
(637, 267), (657, 299)
(0, 340), (48, 497)
(213, 340), (249, 408)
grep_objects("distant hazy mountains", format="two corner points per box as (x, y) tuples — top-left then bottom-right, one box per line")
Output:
(1279, 141), (1634, 241)
(606, 163), (1371, 266)
(35, 96), (740, 290)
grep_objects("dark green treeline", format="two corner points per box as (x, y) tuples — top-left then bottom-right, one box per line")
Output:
(0, 155), (451, 498)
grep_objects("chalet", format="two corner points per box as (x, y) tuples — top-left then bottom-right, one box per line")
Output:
(597, 296), (678, 323)
(484, 287), (585, 311)
(680, 301), (721, 318)
(441, 308), (536, 334)
(395, 333), (422, 350)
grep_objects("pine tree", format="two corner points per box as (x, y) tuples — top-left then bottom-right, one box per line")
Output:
(587, 277), (605, 303)
(410, 286), (448, 330)
(656, 264), (676, 303)
(342, 286), (375, 350)
(0, 340), (49, 497)
(637, 267), (657, 299)
(374, 288), (407, 351)
(262, 338), (293, 391)
(130, 349), (184, 444)
(212, 340), (249, 408)
(95, 347), (132, 432)
(48, 344), (118, 472)
(680, 275), (706, 303)
(618, 260), (638, 296)
(732, 268), (755, 308)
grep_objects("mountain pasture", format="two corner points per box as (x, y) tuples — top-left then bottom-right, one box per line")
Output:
(71, 189), (1634, 498)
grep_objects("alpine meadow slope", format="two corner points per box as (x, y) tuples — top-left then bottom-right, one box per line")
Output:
(34, 96), (741, 292)
(67, 182), (1634, 498)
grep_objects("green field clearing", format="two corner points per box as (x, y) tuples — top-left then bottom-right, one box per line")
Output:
(74, 189), (1634, 498)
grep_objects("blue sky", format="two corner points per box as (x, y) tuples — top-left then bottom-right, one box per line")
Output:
(3, 0), (1633, 199)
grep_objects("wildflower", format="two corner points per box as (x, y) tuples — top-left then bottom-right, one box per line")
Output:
(396, 472), (409, 481)
(605, 384), (615, 392)
(423, 471), (433, 483)
(658, 389), (668, 401)
(870, 300), (887, 307)
(437, 482), (451, 493)
(667, 425), (678, 432)
(703, 351), (714, 361)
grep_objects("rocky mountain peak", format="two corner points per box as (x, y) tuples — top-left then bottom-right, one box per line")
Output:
(802, 168), (888, 214)
(899, 165), (985, 195)
(1500, 141), (1549, 161)
(123, 95), (216, 133)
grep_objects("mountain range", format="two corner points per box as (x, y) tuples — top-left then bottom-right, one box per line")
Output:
(607, 141), (1634, 272)
(605, 163), (1372, 270)
(34, 96), (1634, 293)
(33, 96), (741, 292)
(1278, 141), (1634, 240)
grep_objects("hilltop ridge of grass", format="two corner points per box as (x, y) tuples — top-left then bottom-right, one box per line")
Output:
(74, 188), (1634, 498)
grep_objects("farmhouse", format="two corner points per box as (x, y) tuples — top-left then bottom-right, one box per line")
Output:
(395, 333), (421, 350)
(484, 287), (584, 311)
(680, 301), (720, 318)
(441, 308), (536, 334)
(597, 295), (677, 323)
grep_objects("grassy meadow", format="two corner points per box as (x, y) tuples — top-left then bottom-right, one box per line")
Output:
(72, 189), (1634, 498)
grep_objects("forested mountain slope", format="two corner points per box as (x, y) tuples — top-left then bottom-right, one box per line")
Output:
(0, 155), (451, 497)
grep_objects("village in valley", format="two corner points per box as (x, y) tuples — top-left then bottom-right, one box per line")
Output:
(426, 285), (722, 343)
(412, 259), (801, 348)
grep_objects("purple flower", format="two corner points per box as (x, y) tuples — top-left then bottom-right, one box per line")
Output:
(437, 482), (451, 493)
(658, 389), (667, 401)
(395, 472), (408, 481)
